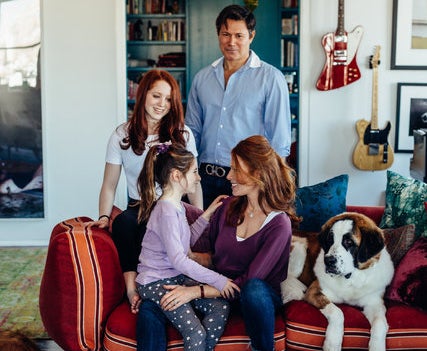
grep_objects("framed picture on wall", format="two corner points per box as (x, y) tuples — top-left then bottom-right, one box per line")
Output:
(391, 0), (427, 70)
(395, 83), (427, 153)
(0, 0), (44, 219)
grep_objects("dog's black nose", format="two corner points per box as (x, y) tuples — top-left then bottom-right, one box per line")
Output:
(324, 256), (337, 267)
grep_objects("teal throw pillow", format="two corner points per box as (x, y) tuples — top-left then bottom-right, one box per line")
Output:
(380, 171), (427, 237)
(296, 174), (348, 232)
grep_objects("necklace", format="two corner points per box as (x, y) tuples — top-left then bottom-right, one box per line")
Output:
(247, 204), (257, 218)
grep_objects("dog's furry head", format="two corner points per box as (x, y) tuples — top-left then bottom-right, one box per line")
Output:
(317, 212), (385, 278)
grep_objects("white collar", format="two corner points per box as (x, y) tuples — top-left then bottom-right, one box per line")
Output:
(211, 50), (261, 69)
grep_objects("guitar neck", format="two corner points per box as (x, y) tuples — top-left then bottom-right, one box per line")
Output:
(336, 0), (345, 36)
(371, 65), (379, 130)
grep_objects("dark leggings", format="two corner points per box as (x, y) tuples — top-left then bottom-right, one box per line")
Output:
(111, 202), (147, 273)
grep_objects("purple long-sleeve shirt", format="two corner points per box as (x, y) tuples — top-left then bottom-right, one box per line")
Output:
(195, 197), (292, 294)
(136, 200), (229, 292)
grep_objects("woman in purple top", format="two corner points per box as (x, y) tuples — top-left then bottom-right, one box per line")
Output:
(149, 135), (299, 351)
(135, 142), (239, 351)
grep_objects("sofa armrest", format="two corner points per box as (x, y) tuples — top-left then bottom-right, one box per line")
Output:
(346, 205), (385, 225)
(40, 216), (125, 351)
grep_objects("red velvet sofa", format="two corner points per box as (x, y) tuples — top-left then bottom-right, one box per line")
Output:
(39, 204), (427, 351)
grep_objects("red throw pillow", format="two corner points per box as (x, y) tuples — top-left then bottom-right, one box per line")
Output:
(385, 238), (427, 310)
(383, 224), (416, 266)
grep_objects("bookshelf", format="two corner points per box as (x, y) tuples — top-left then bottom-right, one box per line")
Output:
(280, 0), (300, 171)
(126, 0), (187, 117)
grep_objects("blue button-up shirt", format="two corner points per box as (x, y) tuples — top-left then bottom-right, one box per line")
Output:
(185, 50), (291, 167)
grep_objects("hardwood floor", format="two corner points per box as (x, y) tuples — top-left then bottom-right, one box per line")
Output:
(35, 339), (64, 351)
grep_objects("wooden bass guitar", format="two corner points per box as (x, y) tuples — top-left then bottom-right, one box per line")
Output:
(352, 46), (394, 171)
(316, 0), (363, 91)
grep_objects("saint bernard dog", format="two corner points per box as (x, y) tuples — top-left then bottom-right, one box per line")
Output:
(281, 212), (395, 351)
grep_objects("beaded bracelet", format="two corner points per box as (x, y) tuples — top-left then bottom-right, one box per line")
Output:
(199, 284), (205, 299)
(98, 215), (110, 221)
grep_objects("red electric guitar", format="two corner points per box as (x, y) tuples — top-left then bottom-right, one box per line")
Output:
(316, 0), (364, 91)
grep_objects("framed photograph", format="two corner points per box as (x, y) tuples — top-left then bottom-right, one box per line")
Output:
(395, 83), (427, 153)
(0, 0), (44, 219)
(391, 0), (427, 70)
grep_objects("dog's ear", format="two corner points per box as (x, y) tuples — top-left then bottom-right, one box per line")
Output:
(318, 222), (333, 251)
(356, 227), (385, 263)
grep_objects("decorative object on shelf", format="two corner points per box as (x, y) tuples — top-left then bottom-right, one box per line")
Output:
(395, 83), (427, 152)
(353, 46), (394, 171)
(244, 0), (258, 12)
(157, 52), (185, 67)
(391, 0), (427, 70)
(316, 0), (363, 91)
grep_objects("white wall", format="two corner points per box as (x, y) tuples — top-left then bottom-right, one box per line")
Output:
(299, 0), (427, 205)
(1, 0), (426, 245)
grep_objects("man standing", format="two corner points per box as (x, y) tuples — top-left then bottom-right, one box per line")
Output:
(186, 4), (292, 208)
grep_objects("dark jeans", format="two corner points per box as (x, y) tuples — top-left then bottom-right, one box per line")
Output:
(200, 172), (232, 210)
(136, 300), (167, 351)
(111, 202), (147, 272)
(240, 279), (283, 351)
(136, 278), (282, 351)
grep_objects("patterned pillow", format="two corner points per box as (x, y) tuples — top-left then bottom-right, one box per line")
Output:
(383, 224), (416, 266)
(380, 171), (427, 237)
(296, 174), (348, 232)
(385, 238), (427, 310)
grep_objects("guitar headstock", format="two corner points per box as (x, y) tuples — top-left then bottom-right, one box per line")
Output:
(369, 46), (381, 69)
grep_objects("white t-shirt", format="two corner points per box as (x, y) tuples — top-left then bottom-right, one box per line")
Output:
(105, 123), (198, 200)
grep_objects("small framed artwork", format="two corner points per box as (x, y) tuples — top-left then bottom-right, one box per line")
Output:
(395, 83), (427, 153)
(391, 0), (427, 70)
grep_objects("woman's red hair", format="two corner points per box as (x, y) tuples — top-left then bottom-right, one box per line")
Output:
(226, 135), (300, 226)
(121, 70), (186, 154)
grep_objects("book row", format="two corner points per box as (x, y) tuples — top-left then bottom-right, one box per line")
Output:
(127, 0), (185, 15)
(127, 19), (185, 41)
(281, 39), (299, 68)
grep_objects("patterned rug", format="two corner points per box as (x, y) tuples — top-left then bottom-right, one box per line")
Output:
(0, 246), (48, 338)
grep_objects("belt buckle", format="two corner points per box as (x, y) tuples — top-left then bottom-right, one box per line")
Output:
(205, 164), (226, 178)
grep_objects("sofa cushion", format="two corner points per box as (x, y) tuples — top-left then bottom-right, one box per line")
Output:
(385, 237), (427, 311)
(40, 217), (125, 351)
(296, 174), (348, 232)
(383, 224), (416, 266)
(285, 300), (427, 350)
(380, 170), (427, 237)
(104, 301), (286, 351)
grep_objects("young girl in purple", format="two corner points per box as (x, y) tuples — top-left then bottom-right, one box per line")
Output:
(144, 135), (300, 351)
(135, 142), (239, 351)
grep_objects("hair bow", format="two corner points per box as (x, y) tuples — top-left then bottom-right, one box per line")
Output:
(156, 140), (172, 155)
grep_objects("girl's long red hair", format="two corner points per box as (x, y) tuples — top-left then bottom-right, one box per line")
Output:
(121, 70), (187, 154)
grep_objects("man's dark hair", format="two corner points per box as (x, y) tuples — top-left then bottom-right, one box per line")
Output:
(215, 5), (256, 35)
